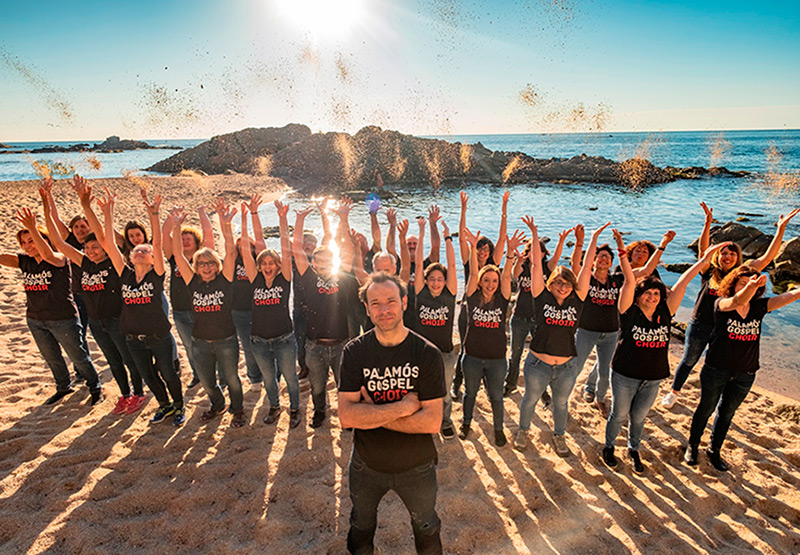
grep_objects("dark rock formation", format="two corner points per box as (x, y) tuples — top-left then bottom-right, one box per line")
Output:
(30, 143), (91, 154)
(664, 166), (749, 179)
(3, 136), (178, 154)
(146, 124), (312, 174)
(0, 142), (10, 149)
(688, 222), (772, 260)
(771, 237), (800, 291)
(665, 263), (692, 274)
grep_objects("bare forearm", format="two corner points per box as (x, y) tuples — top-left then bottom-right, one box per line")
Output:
(381, 404), (442, 434)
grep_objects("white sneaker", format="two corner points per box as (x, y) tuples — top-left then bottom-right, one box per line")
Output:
(661, 391), (678, 409)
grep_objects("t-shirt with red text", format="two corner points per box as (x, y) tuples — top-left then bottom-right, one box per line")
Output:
(530, 289), (583, 357)
(414, 285), (456, 353)
(512, 260), (534, 319)
(579, 273), (625, 332)
(80, 257), (122, 320)
(18, 254), (77, 321)
(611, 302), (672, 380)
(705, 297), (769, 374)
(232, 254), (254, 312)
(464, 292), (509, 360)
(297, 269), (357, 341)
(251, 272), (293, 339)
(690, 269), (723, 324)
(189, 273), (235, 340)
(339, 329), (445, 474)
(120, 267), (170, 336)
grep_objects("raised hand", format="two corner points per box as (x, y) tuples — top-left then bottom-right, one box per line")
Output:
(417, 216), (426, 236)
(215, 199), (237, 225)
(501, 190), (510, 210)
(386, 207), (398, 227)
(40, 176), (54, 194)
(611, 228), (626, 250)
(70, 174), (93, 205)
(15, 207), (38, 231)
(141, 187), (161, 215)
(507, 229), (527, 253)
(572, 224), (584, 244)
(660, 230), (676, 248)
(240, 202), (249, 217)
(248, 193), (263, 214)
(97, 187), (116, 215)
(170, 206), (187, 227)
(463, 227), (481, 247)
(521, 215), (536, 232)
(558, 227), (574, 243)
(294, 206), (314, 219)
(333, 196), (353, 217)
(274, 199), (289, 219)
(398, 218), (409, 238)
(701, 241), (731, 262)
(460, 190), (469, 208)
(700, 201), (713, 221)
(777, 208), (800, 229)
(428, 204), (441, 224)
(314, 197), (328, 213)
(748, 274), (769, 289)
(591, 222), (611, 239)
(441, 220), (451, 237)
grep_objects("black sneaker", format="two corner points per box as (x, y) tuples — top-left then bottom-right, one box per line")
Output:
(311, 410), (325, 428)
(289, 409), (302, 429)
(90, 388), (104, 406)
(441, 424), (455, 440)
(150, 404), (176, 424)
(494, 429), (507, 447)
(187, 376), (201, 389)
(540, 390), (552, 409)
(264, 406), (281, 425)
(458, 423), (470, 440)
(684, 444), (699, 466)
(172, 406), (186, 427)
(629, 449), (645, 474)
(706, 448), (729, 472)
(602, 447), (618, 469)
(44, 388), (74, 406)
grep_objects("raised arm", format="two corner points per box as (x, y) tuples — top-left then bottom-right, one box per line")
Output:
(577, 223), (610, 300)
(414, 217), (426, 295)
(292, 207), (313, 276)
(398, 218), (410, 283)
(239, 203), (257, 282)
(750, 208), (800, 272)
(550, 226), (572, 273)
(458, 191), (469, 264)
(97, 189), (125, 276)
(161, 209), (176, 260)
(15, 207), (65, 266)
(767, 283), (800, 312)
(718, 274), (767, 312)
(142, 188), (165, 276)
(247, 194), (266, 252)
(275, 200), (293, 281)
(666, 242), (729, 315)
(613, 229), (636, 314)
(493, 191), (509, 265)
(71, 175), (109, 246)
(39, 177), (69, 240)
(463, 228), (481, 297)
(386, 207), (398, 259)
(333, 196), (353, 249)
(570, 224), (585, 275)
(199, 205), (216, 250)
(369, 207), (382, 252)
(503, 230), (526, 300)
(316, 197), (332, 248)
(213, 198), (237, 282)
(523, 215), (545, 297)
(698, 202), (713, 258)
(427, 204), (441, 263)
(170, 208), (194, 284)
(635, 230), (675, 279)
(348, 228), (369, 285)
(41, 188), (83, 266)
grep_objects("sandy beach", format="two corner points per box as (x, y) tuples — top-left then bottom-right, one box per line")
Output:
(1, 176), (799, 554)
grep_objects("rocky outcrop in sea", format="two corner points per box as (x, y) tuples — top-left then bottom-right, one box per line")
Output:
(0, 136), (180, 154)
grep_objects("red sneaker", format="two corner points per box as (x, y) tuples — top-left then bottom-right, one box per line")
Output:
(125, 395), (147, 414)
(112, 396), (130, 415)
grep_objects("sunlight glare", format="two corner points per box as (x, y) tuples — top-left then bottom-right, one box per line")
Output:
(274, 0), (367, 39)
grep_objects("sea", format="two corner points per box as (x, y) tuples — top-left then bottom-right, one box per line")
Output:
(2, 130), (799, 387)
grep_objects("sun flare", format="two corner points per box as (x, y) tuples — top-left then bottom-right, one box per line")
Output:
(274, 0), (367, 39)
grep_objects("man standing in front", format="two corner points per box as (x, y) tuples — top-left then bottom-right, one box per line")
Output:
(338, 272), (445, 554)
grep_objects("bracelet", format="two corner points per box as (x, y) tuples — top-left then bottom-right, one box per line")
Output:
(501, 214), (507, 219)
(444, 236), (452, 241)
(618, 249), (627, 257)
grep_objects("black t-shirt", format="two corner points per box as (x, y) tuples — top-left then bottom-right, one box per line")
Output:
(464, 292), (509, 360)
(292, 260), (306, 311)
(189, 273), (236, 340)
(251, 272), (293, 339)
(232, 255), (254, 312)
(611, 302), (672, 380)
(705, 298), (769, 374)
(168, 256), (191, 312)
(513, 260), (533, 319)
(120, 267), (171, 336)
(691, 270), (723, 324)
(80, 257), (122, 320)
(414, 285), (456, 353)
(339, 330), (445, 474)
(579, 273), (625, 332)
(298, 269), (358, 340)
(18, 255), (78, 321)
(530, 289), (583, 357)
(66, 232), (84, 295)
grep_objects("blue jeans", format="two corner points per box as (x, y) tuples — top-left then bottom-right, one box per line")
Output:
(688, 365), (755, 452)
(173, 310), (199, 381)
(74, 292), (90, 353)
(574, 328), (619, 402)
(305, 340), (344, 414)
(251, 332), (300, 410)
(605, 371), (662, 450)
(232, 309), (261, 384)
(462, 354), (506, 430)
(193, 335), (242, 413)
(518, 353), (580, 435)
(126, 332), (183, 408)
(441, 351), (457, 428)
(671, 319), (714, 392)
(506, 315), (535, 391)
(347, 449), (442, 555)
(27, 316), (100, 392)
(89, 317), (143, 397)
(293, 305), (308, 372)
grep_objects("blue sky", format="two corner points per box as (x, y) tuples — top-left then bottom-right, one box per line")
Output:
(1, 0), (798, 140)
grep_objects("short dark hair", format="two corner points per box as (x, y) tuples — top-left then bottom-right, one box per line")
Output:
(358, 272), (407, 304)
(83, 232), (99, 244)
(634, 276), (668, 304)
(596, 243), (614, 260)
(423, 262), (447, 280)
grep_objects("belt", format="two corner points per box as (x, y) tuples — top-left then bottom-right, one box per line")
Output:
(313, 338), (345, 346)
(126, 333), (162, 342)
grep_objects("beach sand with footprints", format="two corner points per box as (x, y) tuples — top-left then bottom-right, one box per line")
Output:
(0, 176), (799, 553)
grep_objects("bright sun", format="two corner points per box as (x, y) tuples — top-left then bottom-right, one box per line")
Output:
(274, 0), (367, 39)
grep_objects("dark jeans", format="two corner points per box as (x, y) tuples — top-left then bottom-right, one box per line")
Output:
(451, 304), (468, 392)
(251, 332), (300, 410)
(688, 365), (755, 452)
(462, 354), (506, 430)
(605, 371), (661, 450)
(89, 316), (143, 397)
(232, 309), (261, 384)
(347, 450), (442, 555)
(671, 319), (714, 392)
(126, 333), (183, 408)
(293, 305), (309, 372)
(193, 335), (243, 413)
(27, 316), (100, 392)
(74, 292), (90, 353)
(305, 340), (344, 414)
(506, 315), (535, 390)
